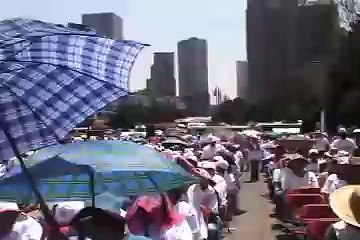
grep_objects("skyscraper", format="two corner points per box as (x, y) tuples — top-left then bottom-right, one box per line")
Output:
(236, 61), (248, 99)
(246, 0), (335, 105)
(178, 38), (209, 115)
(82, 13), (124, 40)
(247, 0), (298, 105)
(81, 13), (125, 115)
(147, 52), (176, 97)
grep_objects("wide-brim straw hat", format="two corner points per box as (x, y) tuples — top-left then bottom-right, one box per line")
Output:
(330, 185), (360, 228)
(286, 153), (309, 164)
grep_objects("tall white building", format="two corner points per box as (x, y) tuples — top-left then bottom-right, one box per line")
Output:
(236, 61), (248, 99)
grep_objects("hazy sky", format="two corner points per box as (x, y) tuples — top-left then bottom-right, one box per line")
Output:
(0, 0), (247, 98)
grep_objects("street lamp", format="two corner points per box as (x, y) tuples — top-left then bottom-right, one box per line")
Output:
(311, 60), (326, 132)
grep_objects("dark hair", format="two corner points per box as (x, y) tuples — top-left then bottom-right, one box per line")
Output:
(339, 132), (347, 139)
(167, 187), (185, 204)
(70, 207), (125, 238)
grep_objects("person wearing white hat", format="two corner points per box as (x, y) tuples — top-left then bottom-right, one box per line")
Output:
(324, 185), (360, 240)
(274, 154), (319, 221)
(244, 136), (263, 182)
(321, 156), (349, 195)
(187, 169), (219, 240)
(197, 161), (216, 177)
(52, 201), (85, 225)
(212, 156), (228, 215)
(314, 132), (330, 153)
(202, 137), (224, 160)
(234, 147), (247, 172)
(331, 131), (357, 154)
(281, 154), (319, 191)
(0, 210), (43, 240)
(306, 148), (320, 173)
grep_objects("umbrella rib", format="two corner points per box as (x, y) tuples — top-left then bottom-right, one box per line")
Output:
(0, 32), (97, 49)
(0, 81), (62, 142)
(0, 35), (148, 49)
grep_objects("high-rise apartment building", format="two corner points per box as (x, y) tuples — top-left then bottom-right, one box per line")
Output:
(147, 52), (176, 97)
(236, 61), (248, 99)
(82, 13), (124, 40)
(246, 0), (336, 105)
(178, 38), (209, 115)
(81, 13), (125, 116)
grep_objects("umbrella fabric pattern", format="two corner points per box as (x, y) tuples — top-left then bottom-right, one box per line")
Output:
(0, 18), (146, 162)
(0, 141), (198, 202)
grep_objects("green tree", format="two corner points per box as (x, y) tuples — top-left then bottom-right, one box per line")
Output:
(327, 21), (360, 130)
(212, 98), (248, 124)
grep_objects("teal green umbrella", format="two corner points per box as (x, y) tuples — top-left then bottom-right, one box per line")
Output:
(0, 141), (198, 203)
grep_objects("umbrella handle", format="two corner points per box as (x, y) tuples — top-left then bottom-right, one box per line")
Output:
(89, 172), (95, 207)
(3, 129), (60, 229)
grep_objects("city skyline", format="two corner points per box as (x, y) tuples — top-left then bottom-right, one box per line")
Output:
(0, 0), (247, 99)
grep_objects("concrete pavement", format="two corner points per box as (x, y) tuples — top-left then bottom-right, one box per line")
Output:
(224, 174), (295, 240)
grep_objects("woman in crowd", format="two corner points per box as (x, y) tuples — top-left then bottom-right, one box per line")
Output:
(306, 148), (320, 173)
(187, 169), (219, 240)
(243, 136), (263, 182)
(126, 187), (193, 240)
(280, 154), (319, 191)
(321, 156), (349, 195)
(331, 131), (357, 154)
(274, 154), (319, 221)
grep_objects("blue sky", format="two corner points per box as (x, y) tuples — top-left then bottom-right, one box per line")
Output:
(0, 0), (247, 98)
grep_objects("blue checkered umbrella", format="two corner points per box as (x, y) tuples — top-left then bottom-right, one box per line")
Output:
(0, 18), (146, 227)
(0, 18), (146, 161)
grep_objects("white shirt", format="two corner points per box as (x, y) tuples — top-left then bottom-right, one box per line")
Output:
(187, 184), (218, 239)
(234, 151), (244, 165)
(202, 144), (224, 160)
(176, 201), (199, 234)
(306, 162), (319, 173)
(162, 219), (193, 240)
(281, 168), (319, 191)
(321, 174), (347, 194)
(333, 220), (360, 240)
(273, 168), (283, 183)
(244, 146), (263, 161)
(2, 215), (43, 240)
(212, 174), (228, 207)
(225, 172), (240, 194)
(315, 137), (329, 151)
(331, 138), (357, 153)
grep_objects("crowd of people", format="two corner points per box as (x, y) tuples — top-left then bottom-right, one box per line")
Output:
(0, 133), (246, 240)
(1, 129), (360, 239)
(263, 130), (360, 240)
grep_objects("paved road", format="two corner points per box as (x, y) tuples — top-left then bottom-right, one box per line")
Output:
(224, 174), (295, 240)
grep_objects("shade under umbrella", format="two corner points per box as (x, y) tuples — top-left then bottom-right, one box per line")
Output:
(0, 141), (198, 202)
